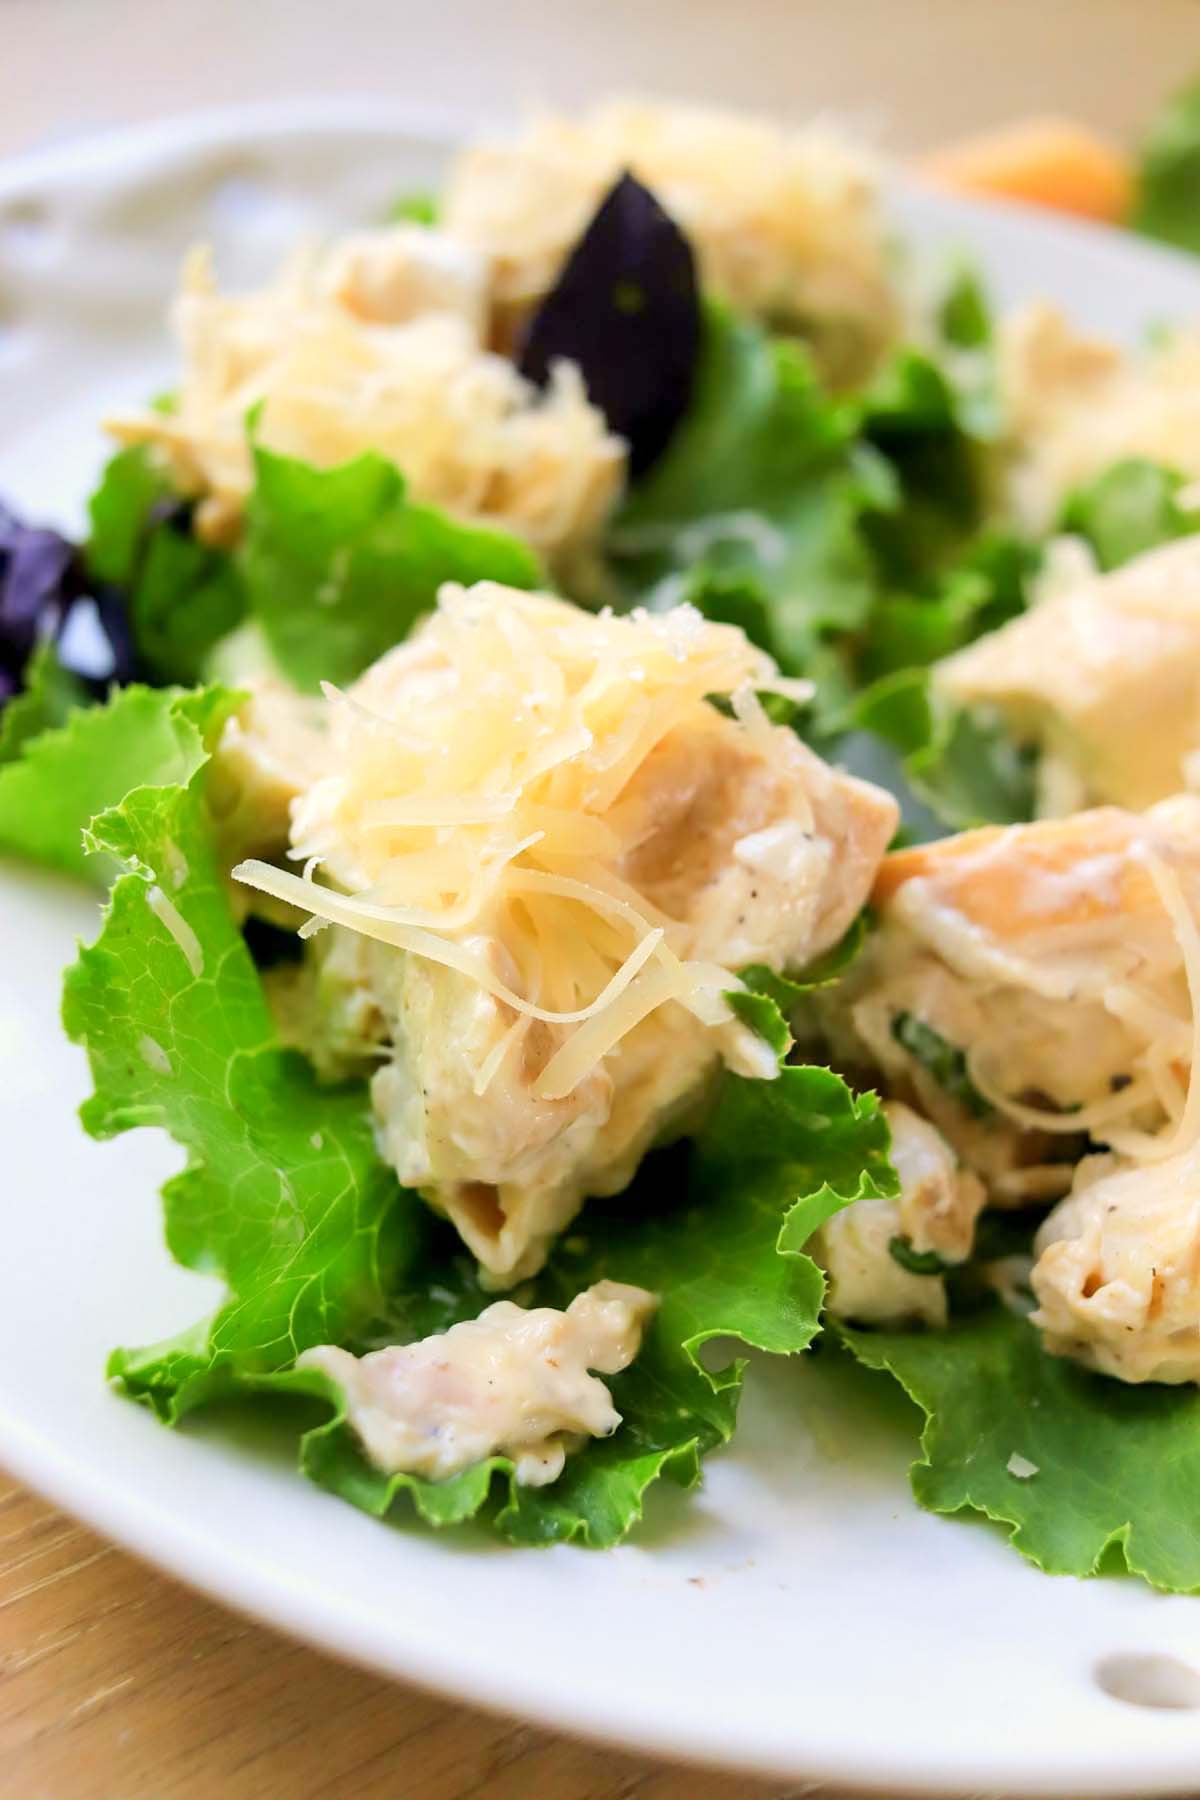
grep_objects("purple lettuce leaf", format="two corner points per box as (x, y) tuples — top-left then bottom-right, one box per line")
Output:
(0, 498), (134, 707)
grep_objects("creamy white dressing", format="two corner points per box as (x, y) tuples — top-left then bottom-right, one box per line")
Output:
(1032, 1149), (1200, 1383)
(298, 1280), (657, 1484)
(815, 1102), (985, 1329)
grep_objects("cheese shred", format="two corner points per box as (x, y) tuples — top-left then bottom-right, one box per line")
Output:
(233, 586), (806, 1097)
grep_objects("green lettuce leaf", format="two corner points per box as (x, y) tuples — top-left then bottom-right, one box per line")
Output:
(906, 704), (1036, 830)
(0, 680), (227, 880)
(857, 531), (1037, 685)
(64, 681), (894, 1542)
(87, 443), (167, 585)
(837, 1304), (1200, 1593)
(240, 446), (543, 690)
(86, 446), (170, 586)
(298, 1065), (896, 1545)
(1060, 457), (1200, 571)
(87, 446), (245, 686)
(731, 913), (869, 1048)
(607, 303), (891, 661)
(61, 685), (410, 1409)
(857, 347), (990, 584)
(605, 303), (997, 707)
(1134, 78), (1200, 254)
(0, 642), (88, 764)
(937, 260), (992, 352)
(843, 667), (1034, 838)
(890, 1011), (991, 1118)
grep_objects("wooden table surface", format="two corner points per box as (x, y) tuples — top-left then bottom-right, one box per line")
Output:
(2, 1473), (812, 1800)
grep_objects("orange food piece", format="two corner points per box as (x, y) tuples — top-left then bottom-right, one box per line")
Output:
(872, 802), (1200, 936)
(919, 117), (1133, 223)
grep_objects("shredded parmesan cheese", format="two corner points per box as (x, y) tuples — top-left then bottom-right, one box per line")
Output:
(146, 884), (204, 978)
(441, 97), (899, 383)
(230, 582), (897, 1281)
(106, 241), (624, 560)
(234, 585), (820, 1100)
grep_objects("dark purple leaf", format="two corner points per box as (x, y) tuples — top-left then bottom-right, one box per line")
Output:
(0, 497), (134, 706)
(0, 509), (74, 637)
(517, 172), (700, 478)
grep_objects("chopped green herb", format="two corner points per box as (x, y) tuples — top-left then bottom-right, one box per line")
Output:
(891, 1011), (993, 1118)
(888, 1235), (954, 1277)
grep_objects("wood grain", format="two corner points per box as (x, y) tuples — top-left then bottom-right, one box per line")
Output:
(1, 1474), (803, 1800)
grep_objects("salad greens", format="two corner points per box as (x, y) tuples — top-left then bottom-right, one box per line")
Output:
(240, 445), (541, 689)
(300, 1066), (893, 1544)
(66, 686), (413, 1404)
(1060, 456), (1200, 571)
(603, 287), (1023, 827)
(88, 447), (245, 686)
(65, 681), (894, 1542)
(386, 191), (438, 227)
(0, 680), (225, 880)
(6, 124), (1200, 1580)
(1135, 77), (1200, 254)
(608, 301), (887, 663)
(81, 439), (544, 696)
(890, 1012), (992, 1119)
(838, 1305), (1200, 1593)
(0, 642), (87, 764)
(837, 665), (1036, 839)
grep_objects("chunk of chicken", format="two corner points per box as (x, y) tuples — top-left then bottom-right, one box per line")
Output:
(1032, 1151), (1200, 1384)
(824, 797), (1200, 1198)
(936, 537), (1200, 813)
(320, 225), (488, 335)
(816, 1101), (987, 1328)
(234, 585), (898, 1283)
(441, 97), (899, 384)
(342, 619), (895, 1282)
(999, 303), (1200, 531)
(609, 707), (898, 973)
(299, 1280), (657, 1483)
(368, 931), (722, 1280)
(106, 243), (623, 562)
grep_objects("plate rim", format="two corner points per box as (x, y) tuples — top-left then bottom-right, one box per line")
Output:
(5, 100), (1200, 1798)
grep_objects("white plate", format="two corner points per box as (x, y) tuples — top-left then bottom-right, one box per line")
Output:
(5, 104), (1200, 1798)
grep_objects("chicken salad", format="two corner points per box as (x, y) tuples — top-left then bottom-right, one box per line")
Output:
(5, 89), (1200, 1582)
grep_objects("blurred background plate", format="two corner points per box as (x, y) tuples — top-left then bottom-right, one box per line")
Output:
(3, 106), (1200, 1798)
